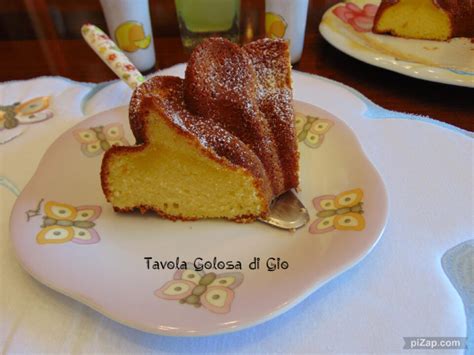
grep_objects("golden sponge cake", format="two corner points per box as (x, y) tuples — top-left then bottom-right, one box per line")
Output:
(101, 38), (299, 222)
(373, 0), (474, 41)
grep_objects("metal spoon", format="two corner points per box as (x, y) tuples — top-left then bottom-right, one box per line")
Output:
(81, 24), (310, 230)
(261, 190), (309, 230)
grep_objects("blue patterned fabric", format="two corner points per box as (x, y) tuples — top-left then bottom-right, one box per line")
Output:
(448, 69), (474, 76)
(0, 176), (20, 196)
(442, 240), (474, 355)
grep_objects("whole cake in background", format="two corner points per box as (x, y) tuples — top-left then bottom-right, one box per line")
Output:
(101, 38), (299, 222)
(373, 0), (474, 40)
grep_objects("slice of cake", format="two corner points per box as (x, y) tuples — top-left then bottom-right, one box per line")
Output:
(101, 38), (299, 222)
(373, 0), (474, 41)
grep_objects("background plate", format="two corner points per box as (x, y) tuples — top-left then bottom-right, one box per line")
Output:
(320, 0), (474, 88)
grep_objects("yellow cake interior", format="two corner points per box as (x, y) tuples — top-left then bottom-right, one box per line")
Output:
(105, 112), (265, 219)
(375, 0), (452, 40)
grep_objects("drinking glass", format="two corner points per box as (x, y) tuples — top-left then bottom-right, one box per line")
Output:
(175, 0), (240, 50)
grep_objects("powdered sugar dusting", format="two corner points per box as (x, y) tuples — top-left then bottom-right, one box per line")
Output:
(128, 37), (298, 200)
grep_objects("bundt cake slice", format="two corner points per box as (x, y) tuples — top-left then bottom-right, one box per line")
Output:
(102, 77), (272, 221)
(101, 38), (298, 222)
(373, 0), (474, 40)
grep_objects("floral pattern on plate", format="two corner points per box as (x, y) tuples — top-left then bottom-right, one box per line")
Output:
(29, 200), (102, 245)
(332, 2), (378, 32)
(73, 123), (129, 157)
(155, 268), (244, 314)
(295, 112), (334, 149)
(0, 96), (53, 144)
(309, 188), (365, 234)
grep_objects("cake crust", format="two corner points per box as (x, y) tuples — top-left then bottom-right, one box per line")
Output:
(244, 39), (299, 192)
(184, 38), (286, 196)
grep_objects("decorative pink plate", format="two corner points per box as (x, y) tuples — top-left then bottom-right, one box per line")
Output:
(10, 101), (388, 336)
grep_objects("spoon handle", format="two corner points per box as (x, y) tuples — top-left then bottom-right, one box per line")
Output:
(81, 24), (145, 89)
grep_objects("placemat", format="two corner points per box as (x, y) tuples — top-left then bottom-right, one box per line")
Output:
(1, 65), (472, 354)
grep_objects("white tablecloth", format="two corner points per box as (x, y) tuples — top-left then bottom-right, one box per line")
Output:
(1, 65), (472, 354)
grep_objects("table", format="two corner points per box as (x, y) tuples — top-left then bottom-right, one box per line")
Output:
(1, 2), (472, 353)
(1, 63), (471, 355)
(0, 0), (472, 130)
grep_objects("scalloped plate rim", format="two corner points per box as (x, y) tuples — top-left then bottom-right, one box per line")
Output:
(9, 101), (389, 336)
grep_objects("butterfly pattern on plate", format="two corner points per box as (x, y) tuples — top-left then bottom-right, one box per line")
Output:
(309, 188), (365, 234)
(0, 96), (54, 144)
(73, 124), (129, 157)
(295, 112), (334, 149)
(155, 268), (244, 314)
(35, 201), (102, 245)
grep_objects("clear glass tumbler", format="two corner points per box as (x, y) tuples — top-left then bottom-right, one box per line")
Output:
(175, 0), (240, 50)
